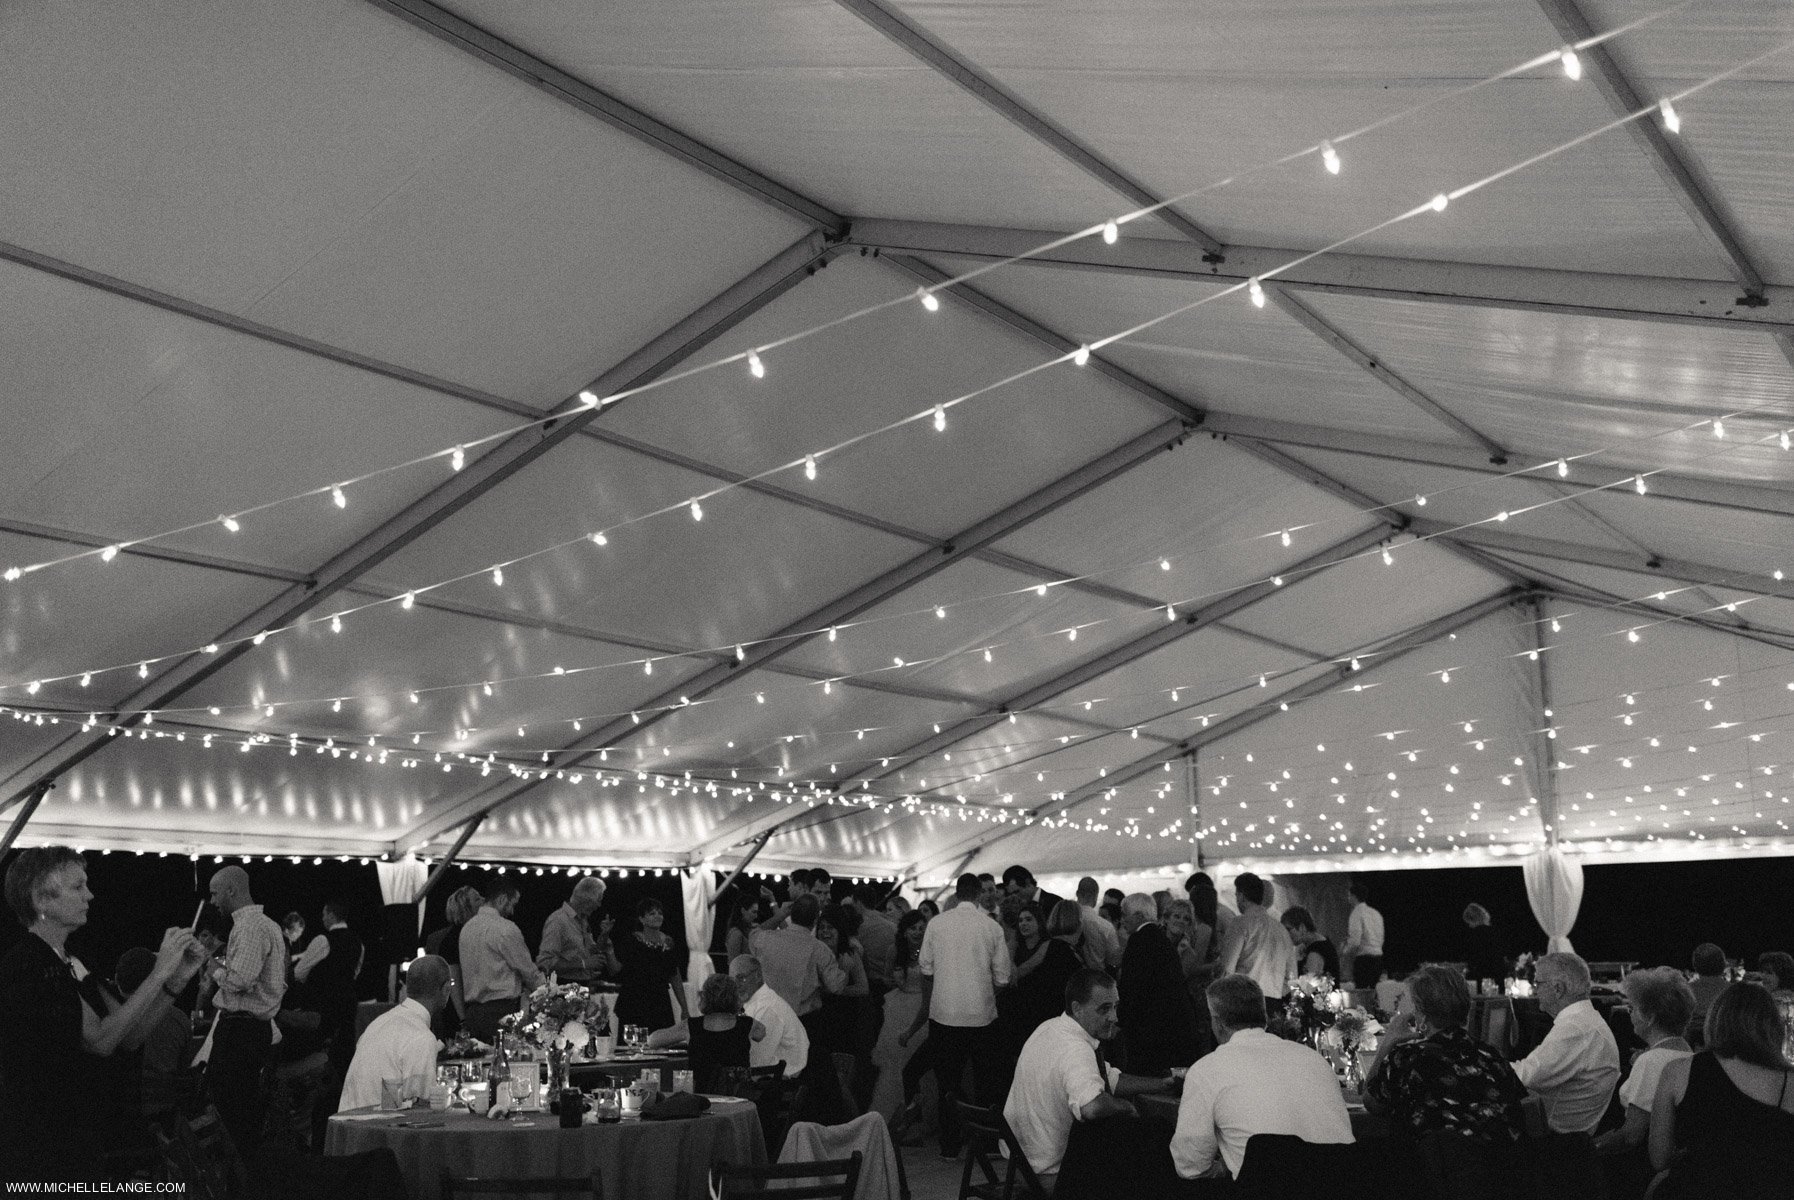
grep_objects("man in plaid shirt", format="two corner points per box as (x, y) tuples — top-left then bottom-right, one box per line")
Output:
(204, 866), (287, 1152)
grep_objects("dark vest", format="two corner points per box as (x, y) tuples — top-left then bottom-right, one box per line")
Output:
(311, 925), (362, 1011)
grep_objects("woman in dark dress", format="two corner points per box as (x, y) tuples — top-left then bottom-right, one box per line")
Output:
(423, 884), (483, 1038)
(646, 973), (762, 1094)
(613, 898), (689, 1034)
(1649, 982), (1794, 1197)
(1017, 901), (1084, 1035)
(1281, 907), (1340, 979)
(0, 847), (205, 1182)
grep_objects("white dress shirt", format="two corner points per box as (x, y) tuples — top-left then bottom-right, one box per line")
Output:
(1345, 902), (1385, 958)
(1217, 908), (1295, 1000)
(1004, 1015), (1118, 1177)
(1077, 905), (1121, 972)
(744, 983), (808, 1077)
(459, 906), (541, 1004)
(918, 903), (1012, 1027)
(339, 998), (439, 1111)
(1172, 1029), (1353, 1179)
(1618, 1042), (1692, 1112)
(1514, 999), (1620, 1133)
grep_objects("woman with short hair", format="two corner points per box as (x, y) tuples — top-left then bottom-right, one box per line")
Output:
(1594, 967), (1694, 1156)
(1648, 982), (1794, 1196)
(1281, 906), (1340, 979)
(646, 972), (765, 1093)
(1364, 965), (1526, 1143)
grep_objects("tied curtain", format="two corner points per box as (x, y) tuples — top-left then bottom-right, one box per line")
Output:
(1523, 846), (1584, 954)
(376, 856), (428, 905)
(681, 867), (718, 992)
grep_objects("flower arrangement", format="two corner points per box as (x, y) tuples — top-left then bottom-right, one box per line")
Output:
(1331, 1007), (1382, 1044)
(501, 981), (611, 1054)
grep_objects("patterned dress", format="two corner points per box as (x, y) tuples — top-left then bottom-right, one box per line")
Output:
(1368, 1024), (1527, 1142)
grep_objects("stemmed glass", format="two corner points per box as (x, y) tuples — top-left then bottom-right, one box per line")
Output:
(508, 1073), (536, 1110)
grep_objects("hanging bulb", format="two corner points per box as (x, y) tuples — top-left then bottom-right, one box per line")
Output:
(1713, 419), (1725, 439)
(483, 682), (494, 696)
(1634, 475), (1648, 495)
(1551, 618), (1562, 633)
(220, 515), (240, 534)
(330, 614), (342, 634)
(1415, 494), (1426, 507)
(101, 545), (120, 563)
(253, 631), (267, 645)
(917, 288), (940, 312)
(332, 699), (341, 713)
(401, 591), (415, 609)
(1627, 628), (1641, 643)
(747, 351), (765, 379)
(579, 390), (601, 407)
(1321, 141), (1341, 175)
(1782, 431), (1791, 451)
(735, 645), (745, 662)
(1073, 345), (1091, 366)
(1430, 193), (1449, 213)
(1165, 604), (1176, 622)
(408, 691), (419, 704)
(983, 648), (993, 663)
(1272, 576), (1283, 587)
(1159, 557), (1171, 571)
(1067, 628), (1077, 642)
(689, 499), (703, 521)
(932, 404), (946, 432)
(590, 531), (608, 546)
(1101, 220), (1119, 244)
(804, 454), (817, 481)
(644, 660), (653, 675)
(1258, 675), (1268, 688)
(332, 486), (347, 509)
(1658, 98), (1681, 133)
(491, 566), (504, 586)
(450, 446), (465, 472)
(828, 626), (838, 642)
(1561, 47), (1582, 80)
(755, 692), (765, 704)
(1280, 529), (1292, 547)
(1440, 670), (1451, 684)
(1350, 657), (1362, 671)
(1248, 279), (1266, 308)
(80, 673), (91, 688)
(1382, 545), (1395, 566)
(138, 662), (149, 679)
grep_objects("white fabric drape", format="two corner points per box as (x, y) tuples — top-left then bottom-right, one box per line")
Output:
(681, 867), (717, 991)
(1523, 846), (1583, 954)
(376, 856), (428, 906)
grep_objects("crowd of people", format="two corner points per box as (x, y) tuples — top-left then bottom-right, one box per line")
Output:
(4, 844), (1792, 1197)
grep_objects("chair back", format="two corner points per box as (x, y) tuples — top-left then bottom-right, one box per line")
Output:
(1234, 1134), (1370, 1200)
(953, 1101), (1049, 1200)
(153, 1106), (246, 1200)
(711, 1153), (862, 1200)
(441, 1176), (601, 1198)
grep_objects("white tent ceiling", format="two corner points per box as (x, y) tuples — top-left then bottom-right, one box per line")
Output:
(4, 0), (1794, 885)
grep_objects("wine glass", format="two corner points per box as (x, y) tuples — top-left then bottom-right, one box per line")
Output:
(508, 1073), (536, 1110)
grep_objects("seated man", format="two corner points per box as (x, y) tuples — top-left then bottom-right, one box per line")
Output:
(1005, 969), (1179, 1185)
(1513, 952), (1619, 1135)
(730, 954), (808, 1078)
(1172, 974), (1352, 1185)
(338, 955), (451, 1111)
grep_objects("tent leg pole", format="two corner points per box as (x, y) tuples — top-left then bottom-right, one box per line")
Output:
(415, 813), (484, 907)
(711, 831), (772, 908)
(0, 780), (54, 859)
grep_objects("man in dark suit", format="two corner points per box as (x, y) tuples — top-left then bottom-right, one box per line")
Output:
(1002, 865), (1064, 920)
(1115, 893), (1198, 1075)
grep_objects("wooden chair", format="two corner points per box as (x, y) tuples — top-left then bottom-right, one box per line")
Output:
(440, 1175), (601, 1198)
(153, 1105), (247, 1200)
(710, 1153), (862, 1200)
(954, 1101), (1049, 1200)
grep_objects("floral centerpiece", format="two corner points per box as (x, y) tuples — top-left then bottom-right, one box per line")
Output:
(1329, 1007), (1382, 1090)
(1276, 975), (1340, 1044)
(499, 982), (612, 1099)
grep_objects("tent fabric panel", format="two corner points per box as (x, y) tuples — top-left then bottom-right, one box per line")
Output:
(1567, 489), (1794, 582)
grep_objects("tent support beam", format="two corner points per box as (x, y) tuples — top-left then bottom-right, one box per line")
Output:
(710, 833), (773, 909)
(0, 781), (54, 856)
(362, 0), (846, 233)
(829, 0), (1222, 254)
(1525, 597), (1563, 849)
(832, 525), (1393, 795)
(415, 814), (484, 907)
(846, 219), (1794, 334)
(394, 419), (1193, 854)
(0, 233), (832, 807)
(907, 589), (1524, 878)
(1534, 0), (1764, 297)
(1413, 520), (1788, 598)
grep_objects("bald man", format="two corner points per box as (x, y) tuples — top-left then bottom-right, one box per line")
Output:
(730, 955), (808, 1077)
(537, 877), (613, 984)
(340, 956), (452, 1111)
(204, 866), (287, 1152)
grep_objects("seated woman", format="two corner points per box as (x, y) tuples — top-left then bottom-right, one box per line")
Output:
(1281, 906), (1340, 979)
(646, 973), (764, 1094)
(1594, 967), (1694, 1157)
(1648, 982), (1794, 1197)
(1365, 965), (1526, 1143)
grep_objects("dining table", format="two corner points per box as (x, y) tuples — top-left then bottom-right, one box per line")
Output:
(325, 1094), (764, 1200)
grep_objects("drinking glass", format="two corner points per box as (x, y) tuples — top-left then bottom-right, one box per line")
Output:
(508, 1074), (536, 1109)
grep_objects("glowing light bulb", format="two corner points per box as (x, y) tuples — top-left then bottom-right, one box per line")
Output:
(1415, 494), (1427, 506)
(756, 692), (765, 704)
(735, 645), (745, 661)
(1658, 98), (1681, 133)
(1713, 419), (1725, 439)
(220, 515), (240, 533)
(1166, 604), (1176, 622)
(1441, 671), (1451, 683)
(1073, 345), (1091, 366)
(983, 648), (993, 663)
(935, 605), (946, 620)
(491, 567), (503, 586)
(1561, 48), (1582, 80)
(401, 591), (415, 609)
(330, 615), (342, 634)
(590, 532), (608, 546)
(828, 626), (837, 642)
(1628, 628), (1641, 643)
(1280, 529), (1292, 547)
(1382, 546), (1394, 566)
(101, 545), (120, 563)
(804, 454), (817, 481)
(253, 631), (267, 645)
(80, 673), (91, 687)
(1635, 475), (1648, 495)
(1248, 279), (1266, 308)
(1321, 141), (1341, 175)
(1272, 576), (1283, 587)
(408, 691), (419, 704)
(483, 682), (493, 696)
(1067, 628), (1077, 642)
(1551, 618), (1562, 633)
(747, 351), (765, 379)
(138, 662), (149, 679)
(1783, 431), (1792, 451)
(918, 288), (940, 312)
(450, 446), (465, 472)
(1430, 194), (1449, 213)
(579, 390), (600, 407)
(332, 486), (347, 509)
(689, 499), (703, 521)
(1036, 584), (1049, 597)
(933, 405), (946, 432)
(644, 660), (653, 675)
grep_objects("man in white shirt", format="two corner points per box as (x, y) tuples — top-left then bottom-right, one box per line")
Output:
(1005, 969), (1177, 1183)
(459, 881), (541, 1042)
(339, 955), (451, 1110)
(901, 873), (1012, 1157)
(1172, 974), (1353, 1182)
(1513, 952), (1619, 1134)
(1216, 873), (1294, 1006)
(1075, 877), (1120, 972)
(1343, 881), (1386, 987)
(730, 954), (808, 1077)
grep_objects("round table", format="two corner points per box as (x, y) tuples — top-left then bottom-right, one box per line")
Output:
(325, 1097), (764, 1200)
